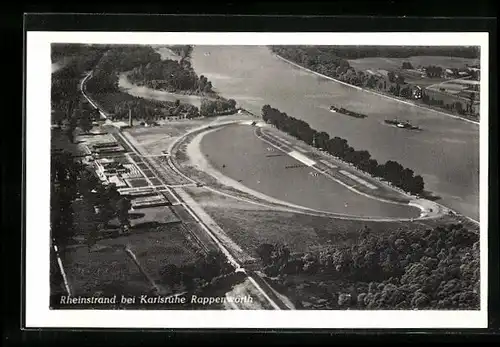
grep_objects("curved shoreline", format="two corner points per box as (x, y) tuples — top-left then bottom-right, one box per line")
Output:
(118, 72), (218, 107)
(174, 123), (440, 221)
(273, 54), (480, 126)
(80, 60), (477, 225)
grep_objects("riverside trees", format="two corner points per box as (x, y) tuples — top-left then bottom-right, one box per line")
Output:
(262, 105), (425, 195)
(127, 60), (213, 94)
(256, 223), (479, 310)
(200, 98), (238, 117)
(271, 46), (480, 119)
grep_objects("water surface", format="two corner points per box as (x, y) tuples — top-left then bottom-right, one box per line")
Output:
(190, 46), (480, 220)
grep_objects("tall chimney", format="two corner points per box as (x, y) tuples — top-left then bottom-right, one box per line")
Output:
(128, 108), (133, 127)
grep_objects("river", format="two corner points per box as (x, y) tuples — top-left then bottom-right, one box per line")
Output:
(190, 46), (480, 220)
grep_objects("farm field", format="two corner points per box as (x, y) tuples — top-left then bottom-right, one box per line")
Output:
(59, 221), (202, 299)
(347, 55), (480, 72)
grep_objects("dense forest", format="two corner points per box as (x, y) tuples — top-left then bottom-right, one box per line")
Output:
(127, 60), (214, 94)
(51, 43), (113, 63)
(84, 45), (235, 119)
(199, 98), (237, 117)
(85, 45), (162, 94)
(51, 152), (133, 243)
(159, 250), (234, 292)
(256, 222), (479, 310)
(108, 96), (200, 122)
(83, 46), (198, 120)
(262, 105), (425, 195)
(51, 44), (109, 116)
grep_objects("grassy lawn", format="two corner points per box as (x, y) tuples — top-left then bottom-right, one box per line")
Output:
(57, 192), (200, 297)
(60, 222), (201, 298)
(149, 178), (163, 186)
(126, 178), (150, 188)
(127, 123), (197, 155)
(195, 189), (460, 257)
(60, 244), (153, 297)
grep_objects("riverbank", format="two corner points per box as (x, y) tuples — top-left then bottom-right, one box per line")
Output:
(274, 54), (480, 126)
(119, 72), (222, 109)
(177, 122), (437, 220)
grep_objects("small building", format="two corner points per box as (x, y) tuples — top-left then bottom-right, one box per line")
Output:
(412, 86), (423, 99)
(95, 158), (128, 177)
(93, 144), (125, 154)
(108, 175), (128, 188)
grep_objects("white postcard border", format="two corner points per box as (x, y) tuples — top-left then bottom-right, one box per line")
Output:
(25, 31), (489, 329)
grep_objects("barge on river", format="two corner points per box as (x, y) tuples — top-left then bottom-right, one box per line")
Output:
(329, 105), (367, 119)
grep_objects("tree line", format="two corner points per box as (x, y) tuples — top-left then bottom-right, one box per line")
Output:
(168, 45), (193, 61)
(85, 45), (162, 94)
(273, 46), (480, 60)
(84, 45), (235, 120)
(105, 95), (200, 122)
(51, 43), (113, 63)
(51, 45), (109, 122)
(271, 46), (480, 119)
(262, 105), (425, 195)
(51, 152), (132, 248)
(127, 60), (214, 94)
(159, 250), (234, 292)
(256, 222), (479, 310)
(199, 98), (237, 117)
(51, 45), (108, 143)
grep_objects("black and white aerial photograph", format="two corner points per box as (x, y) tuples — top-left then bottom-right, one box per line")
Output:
(27, 31), (487, 328)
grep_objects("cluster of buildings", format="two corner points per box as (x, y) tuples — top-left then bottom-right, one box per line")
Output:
(94, 158), (129, 188)
(75, 131), (130, 188)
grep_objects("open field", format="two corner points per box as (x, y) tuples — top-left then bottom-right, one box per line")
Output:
(348, 56), (480, 72)
(126, 178), (150, 188)
(192, 186), (463, 256)
(127, 119), (207, 155)
(59, 244), (153, 297)
(59, 222), (202, 298)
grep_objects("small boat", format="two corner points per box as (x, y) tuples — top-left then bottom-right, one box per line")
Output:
(385, 119), (421, 131)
